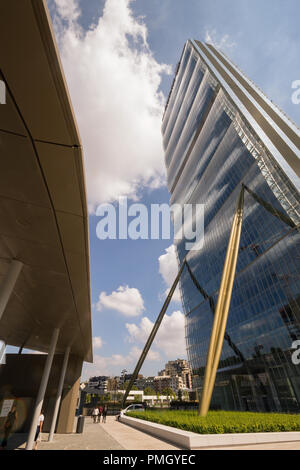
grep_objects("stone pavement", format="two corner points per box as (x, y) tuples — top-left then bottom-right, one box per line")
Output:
(2, 419), (123, 450)
(3, 416), (179, 450)
(4, 416), (300, 450)
(97, 416), (180, 450)
(37, 418), (125, 450)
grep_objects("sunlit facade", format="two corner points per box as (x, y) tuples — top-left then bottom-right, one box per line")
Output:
(162, 40), (300, 412)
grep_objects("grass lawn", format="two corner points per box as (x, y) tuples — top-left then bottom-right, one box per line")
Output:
(126, 409), (300, 434)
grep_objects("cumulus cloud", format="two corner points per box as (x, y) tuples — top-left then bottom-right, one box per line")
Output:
(53, 0), (80, 21)
(52, 0), (171, 210)
(158, 244), (181, 302)
(126, 310), (186, 357)
(205, 29), (236, 52)
(96, 285), (145, 317)
(92, 336), (103, 349)
(82, 345), (160, 378)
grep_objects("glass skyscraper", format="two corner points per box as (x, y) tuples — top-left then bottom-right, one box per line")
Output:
(162, 40), (300, 412)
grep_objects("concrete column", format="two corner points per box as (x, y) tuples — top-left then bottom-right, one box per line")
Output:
(56, 371), (82, 433)
(25, 328), (60, 450)
(48, 346), (70, 442)
(0, 260), (23, 321)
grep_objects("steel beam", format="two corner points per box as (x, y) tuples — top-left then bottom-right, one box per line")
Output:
(122, 259), (186, 408)
(199, 187), (244, 416)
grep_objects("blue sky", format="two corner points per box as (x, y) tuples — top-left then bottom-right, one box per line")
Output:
(24, 0), (299, 379)
(65, 0), (300, 121)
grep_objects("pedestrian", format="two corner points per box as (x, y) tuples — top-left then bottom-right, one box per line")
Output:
(1, 404), (18, 450)
(98, 406), (103, 423)
(92, 407), (99, 423)
(33, 411), (44, 450)
(102, 405), (107, 423)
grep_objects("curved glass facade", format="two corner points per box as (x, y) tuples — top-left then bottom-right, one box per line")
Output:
(163, 40), (300, 412)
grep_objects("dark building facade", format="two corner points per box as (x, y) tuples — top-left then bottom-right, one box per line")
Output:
(162, 40), (300, 412)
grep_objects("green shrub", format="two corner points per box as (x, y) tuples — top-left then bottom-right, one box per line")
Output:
(126, 410), (300, 434)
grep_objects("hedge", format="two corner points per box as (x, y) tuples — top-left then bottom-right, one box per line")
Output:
(126, 409), (300, 434)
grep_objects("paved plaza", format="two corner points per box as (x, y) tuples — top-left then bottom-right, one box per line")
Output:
(3, 416), (300, 450)
(2, 416), (179, 450)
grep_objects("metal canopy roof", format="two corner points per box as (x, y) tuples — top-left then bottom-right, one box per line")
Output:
(0, 0), (92, 362)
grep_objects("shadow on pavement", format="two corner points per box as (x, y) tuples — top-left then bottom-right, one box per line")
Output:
(0, 432), (27, 450)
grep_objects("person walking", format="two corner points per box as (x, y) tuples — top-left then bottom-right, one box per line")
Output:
(98, 406), (103, 423)
(0, 404), (18, 450)
(102, 405), (107, 423)
(92, 407), (99, 423)
(33, 411), (44, 450)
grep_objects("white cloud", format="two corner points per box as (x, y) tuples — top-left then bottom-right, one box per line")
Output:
(126, 316), (153, 344)
(82, 345), (160, 379)
(205, 29), (236, 52)
(158, 244), (181, 302)
(126, 310), (186, 357)
(53, 0), (80, 22)
(155, 310), (186, 356)
(96, 285), (145, 317)
(92, 336), (103, 349)
(53, 0), (171, 210)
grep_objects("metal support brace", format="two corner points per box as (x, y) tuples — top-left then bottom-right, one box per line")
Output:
(243, 184), (296, 229)
(186, 260), (245, 362)
(122, 182), (293, 416)
(121, 259), (187, 408)
(199, 187), (244, 416)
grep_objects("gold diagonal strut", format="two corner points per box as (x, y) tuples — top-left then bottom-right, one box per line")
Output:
(198, 189), (240, 415)
(207, 188), (244, 401)
(199, 186), (244, 416)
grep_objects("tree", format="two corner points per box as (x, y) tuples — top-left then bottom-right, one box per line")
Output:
(120, 381), (138, 391)
(178, 389), (183, 401)
(162, 388), (173, 398)
(85, 393), (91, 404)
(144, 387), (155, 396)
(119, 380), (129, 391)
